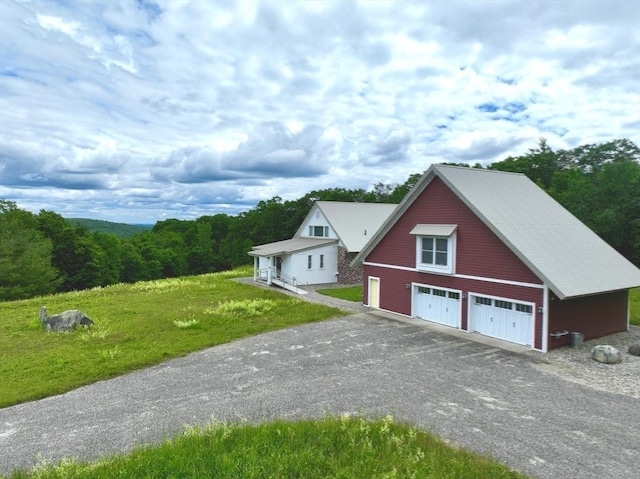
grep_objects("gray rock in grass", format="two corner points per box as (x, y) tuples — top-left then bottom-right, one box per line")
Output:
(39, 305), (94, 332)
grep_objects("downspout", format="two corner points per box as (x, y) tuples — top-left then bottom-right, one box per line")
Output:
(541, 284), (550, 352)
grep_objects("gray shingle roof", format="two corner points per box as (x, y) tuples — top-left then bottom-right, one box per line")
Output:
(355, 164), (640, 299)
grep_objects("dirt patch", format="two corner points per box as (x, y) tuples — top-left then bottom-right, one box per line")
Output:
(531, 326), (640, 399)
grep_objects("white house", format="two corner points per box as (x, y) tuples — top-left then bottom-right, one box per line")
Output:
(249, 201), (396, 293)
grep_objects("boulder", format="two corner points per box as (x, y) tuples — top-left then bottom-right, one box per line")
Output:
(39, 306), (93, 332)
(628, 343), (640, 357)
(591, 345), (622, 364)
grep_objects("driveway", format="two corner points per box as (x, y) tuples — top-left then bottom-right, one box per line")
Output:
(1, 309), (638, 478)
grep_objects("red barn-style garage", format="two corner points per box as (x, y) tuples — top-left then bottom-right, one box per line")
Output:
(353, 165), (640, 352)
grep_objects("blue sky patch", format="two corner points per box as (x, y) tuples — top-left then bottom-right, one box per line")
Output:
(478, 103), (499, 113)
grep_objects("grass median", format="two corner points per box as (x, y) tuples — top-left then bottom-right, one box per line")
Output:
(9, 416), (529, 479)
(317, 285), (363, 302)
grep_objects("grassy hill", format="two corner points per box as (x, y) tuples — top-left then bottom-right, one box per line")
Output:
(0, 266), (344, 408)
(66, 217), (152, 238)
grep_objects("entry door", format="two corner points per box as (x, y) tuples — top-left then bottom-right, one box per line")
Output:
(413, 285), (460, 328)
(470, 295), (533, 346)
(368, 277), (380, 309)
(275, 256), (282, 277)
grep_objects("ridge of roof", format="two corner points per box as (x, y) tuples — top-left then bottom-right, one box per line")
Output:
(354, 164), (640, 299)
(302, 201), (397, 253)
(434, 164), (523, 175)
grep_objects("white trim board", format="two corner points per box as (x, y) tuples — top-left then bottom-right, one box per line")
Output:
(363, 261), (544, 290)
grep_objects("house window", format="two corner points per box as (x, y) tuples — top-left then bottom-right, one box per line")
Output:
(474, 296), (492, 306)
(415, 235), (455, 274)
(411, 224), (456, 275)
(421, 237), (449, 266)
(308, 225), (329, 237)
(516, 303), (533, 314)
(319, 254), (324, 269)
(307, 255), (312, 269)
(495, 300), (513, 310)
(432, 288), (447, 297)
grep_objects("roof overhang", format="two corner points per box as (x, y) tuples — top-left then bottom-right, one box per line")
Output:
(248, 237), (337, 257)
(409, 224), (457, 236)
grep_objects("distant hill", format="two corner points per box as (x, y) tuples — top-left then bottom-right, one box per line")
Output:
(66, 218), (152, 238)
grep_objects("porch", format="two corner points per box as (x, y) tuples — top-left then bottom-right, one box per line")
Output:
(254, 267), (308, 295)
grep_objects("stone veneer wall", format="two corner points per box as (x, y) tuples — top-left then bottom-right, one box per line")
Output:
(337, 246), (363, 284)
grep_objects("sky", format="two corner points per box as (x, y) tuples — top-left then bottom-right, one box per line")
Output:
(1, 0), (639, 224)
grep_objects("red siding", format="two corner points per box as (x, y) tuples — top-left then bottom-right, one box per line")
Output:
(367, 177), (542, 284)
(362, 175), (632, 351)
(363, 264), (545, 349)
(363, 176), (548, 350)
(548, 290), (628, 348)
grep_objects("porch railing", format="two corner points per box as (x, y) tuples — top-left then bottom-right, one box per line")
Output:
(277, 272), (307, 289)
(256, 268), (307, 290)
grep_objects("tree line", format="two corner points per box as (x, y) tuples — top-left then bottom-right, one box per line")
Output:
(1, 138), (638, 302)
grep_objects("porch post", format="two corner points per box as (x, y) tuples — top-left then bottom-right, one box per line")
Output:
(253, 256), (258, 281)
(267, 256), (272, 285)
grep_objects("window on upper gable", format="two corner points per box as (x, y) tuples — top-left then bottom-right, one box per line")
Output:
(411, 224), (457, 275)
(421, 237), (448, 266)
(308, 225), (329, 237)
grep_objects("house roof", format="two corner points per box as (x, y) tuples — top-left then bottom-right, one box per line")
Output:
(249, 237), (337, 257)
(409, 224), (458, 236)
(298, 201), (398, 253)
(354, 164), (640, 300)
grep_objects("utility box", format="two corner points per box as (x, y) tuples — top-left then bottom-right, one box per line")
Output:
(570, 332), (584, 349)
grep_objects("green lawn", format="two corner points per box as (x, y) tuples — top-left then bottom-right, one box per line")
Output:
(9, 416), (529, 479)
(317, 285), (363, 302)
(630, 288), (640, 326)
(0, 267), (344, 408)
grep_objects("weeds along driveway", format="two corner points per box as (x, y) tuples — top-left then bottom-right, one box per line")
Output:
(1, 313), (637, 479)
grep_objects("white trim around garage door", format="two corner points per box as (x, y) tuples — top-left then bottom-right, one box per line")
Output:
(467, 291), (536, 348)
(411, 282), (462, 329)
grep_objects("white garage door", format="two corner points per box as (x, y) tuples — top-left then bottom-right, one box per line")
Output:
(413, 285), (461, 328)
(470, 295), (533, 346)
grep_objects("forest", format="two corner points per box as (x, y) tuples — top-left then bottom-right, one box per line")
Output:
(1, 138), (639, 302)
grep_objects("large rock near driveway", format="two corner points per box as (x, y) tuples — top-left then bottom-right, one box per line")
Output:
(628, 343), (640, 357)
(591, 345), (622, 364)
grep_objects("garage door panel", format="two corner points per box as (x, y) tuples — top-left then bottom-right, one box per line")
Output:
(413, 285), (460, 328)
(470, 295), (533, 347)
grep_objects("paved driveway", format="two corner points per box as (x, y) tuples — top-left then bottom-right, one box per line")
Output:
(1, 312), (637, 478)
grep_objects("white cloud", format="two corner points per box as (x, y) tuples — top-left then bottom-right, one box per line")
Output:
(36, 14), (80, 35)
(1, 0), (638, 223)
